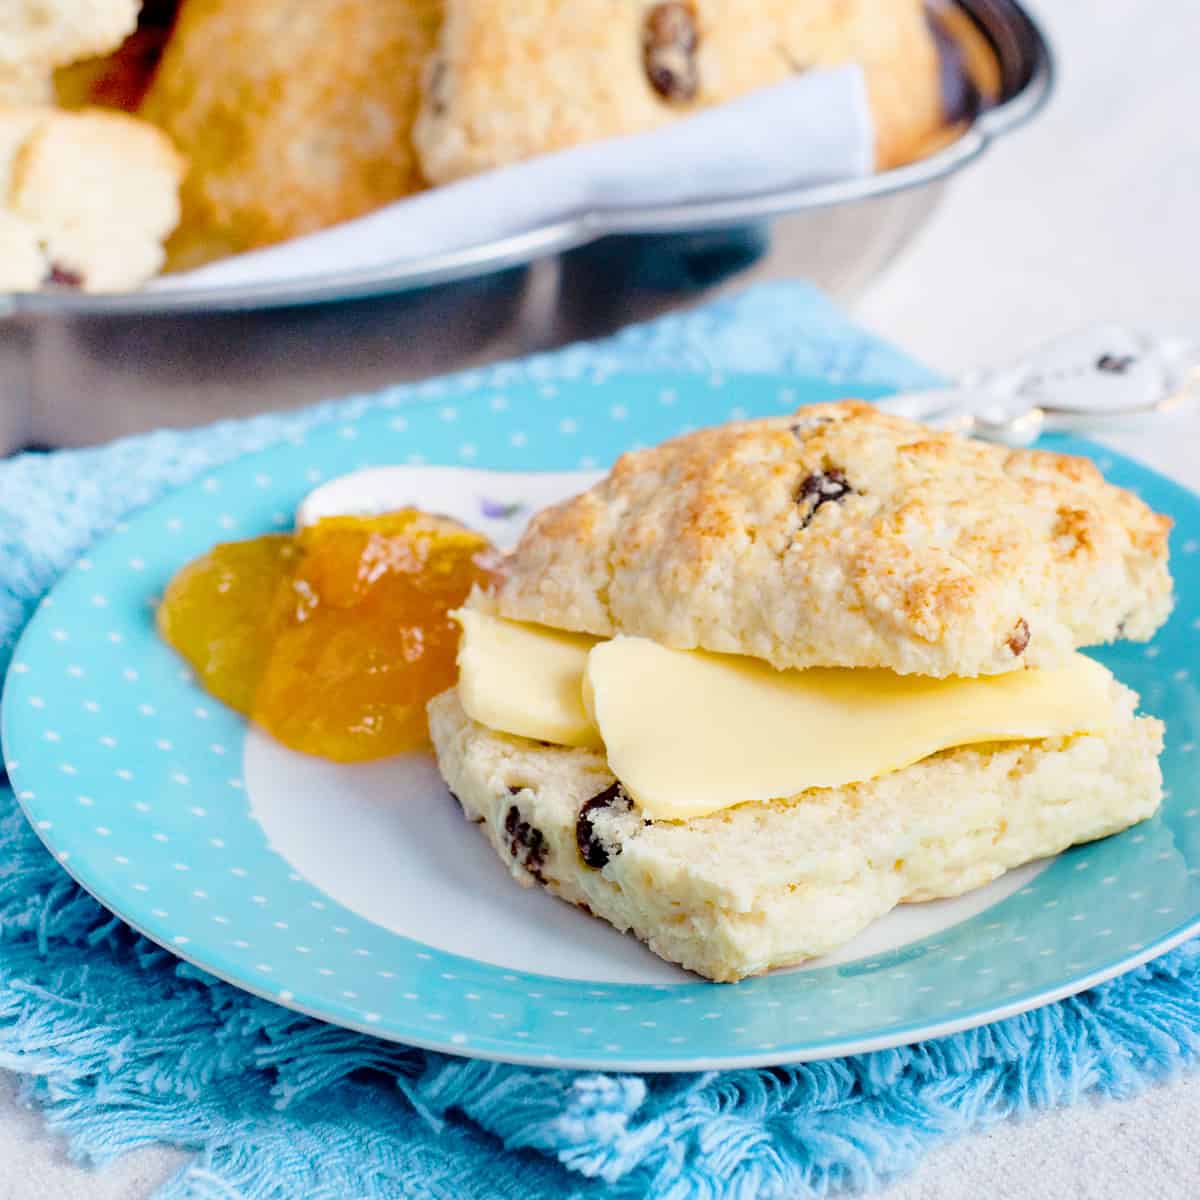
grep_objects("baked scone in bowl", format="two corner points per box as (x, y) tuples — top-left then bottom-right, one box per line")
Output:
(2, 0), (1052, 314)
(415, 0), (945, 182)
(429, 401), (1173, 981)
(138, 0), (442, 270)
(0, 105), (183, 291)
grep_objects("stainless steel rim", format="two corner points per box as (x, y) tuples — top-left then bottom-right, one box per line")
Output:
(4, 0), (1054, 320)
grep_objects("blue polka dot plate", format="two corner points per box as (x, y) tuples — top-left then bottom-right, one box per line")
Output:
(4, 372), (1200, 1071)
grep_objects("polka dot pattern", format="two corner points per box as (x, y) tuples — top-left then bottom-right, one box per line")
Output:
(3, 373), (1200, 1071)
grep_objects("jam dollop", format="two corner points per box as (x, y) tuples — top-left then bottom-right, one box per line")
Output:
(158, 510), (499, 762)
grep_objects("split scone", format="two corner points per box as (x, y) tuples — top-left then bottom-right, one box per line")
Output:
(139, 0), (441, 269)
(0, 106), (183, 291)
(414, 0), (945, 183)
(427, 401), (1173, 981)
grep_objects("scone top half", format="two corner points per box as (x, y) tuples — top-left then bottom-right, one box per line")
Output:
(492, 401), (1173, 678)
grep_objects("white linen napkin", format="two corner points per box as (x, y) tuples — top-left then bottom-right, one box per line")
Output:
(152, 65), (872, 292)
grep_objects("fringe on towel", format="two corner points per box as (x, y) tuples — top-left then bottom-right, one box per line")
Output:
(0, 788), (1198, 1200)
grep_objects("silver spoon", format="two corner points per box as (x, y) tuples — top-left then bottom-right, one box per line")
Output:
(875, 327), (1199, 446)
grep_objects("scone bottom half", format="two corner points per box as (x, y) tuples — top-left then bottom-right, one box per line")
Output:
(429, 688), (1164, 983)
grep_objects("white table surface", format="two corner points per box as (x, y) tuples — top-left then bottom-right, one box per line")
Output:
(4, 0), (1200, 1195)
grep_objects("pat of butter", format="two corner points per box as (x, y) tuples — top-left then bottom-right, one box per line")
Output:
(455, 608), (602, 748)
(455, 611), (1119, 820)
(584, 639), (1119, 819)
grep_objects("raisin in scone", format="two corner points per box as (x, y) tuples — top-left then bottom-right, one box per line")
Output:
(0, 106), (183, 291)
(430, 689), (1163, 982)
(139, 0), (441, 269)
(414, 0), (944, 183)
(495, 401), (1173, 678)
(428, 401), (1173, 981)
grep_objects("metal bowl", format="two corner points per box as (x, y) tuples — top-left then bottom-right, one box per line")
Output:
(1, 0), (1052, 450)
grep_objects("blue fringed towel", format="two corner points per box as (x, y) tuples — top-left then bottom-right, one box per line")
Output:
(1, 283), (1199, 1199)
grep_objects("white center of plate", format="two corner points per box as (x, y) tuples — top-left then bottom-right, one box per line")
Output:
(245, 731), (1049, 984)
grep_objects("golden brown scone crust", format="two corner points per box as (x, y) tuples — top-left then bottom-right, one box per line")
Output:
(495, 400), (1174, 678)
(415, 0), (943, 183)
(139, 0), (441, 269)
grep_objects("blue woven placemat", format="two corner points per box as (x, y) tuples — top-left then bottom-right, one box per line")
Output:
(1, 281), (1199, 1200)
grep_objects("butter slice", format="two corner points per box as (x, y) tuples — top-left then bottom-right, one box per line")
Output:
(455, 611), (1121, 821)
(455, 608), (601, 748)
(583, 638), (1120, 819)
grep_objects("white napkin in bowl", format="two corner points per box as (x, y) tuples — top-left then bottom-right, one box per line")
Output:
(151, 65), (872, 293)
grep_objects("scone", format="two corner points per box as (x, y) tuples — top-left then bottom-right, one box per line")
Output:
(427, 401), (1173, 981)
(496, 400), (1173, 678)
(139, 0), (441, 269)
(0, 106), (184, 292)
(415, 0), (945, 183)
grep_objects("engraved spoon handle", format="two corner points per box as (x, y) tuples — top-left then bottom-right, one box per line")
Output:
(876, 327), (1199, 446)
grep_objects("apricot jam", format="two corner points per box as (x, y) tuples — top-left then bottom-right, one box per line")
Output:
(157, 534), (298, 716)
(158, 510), (499, 761)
